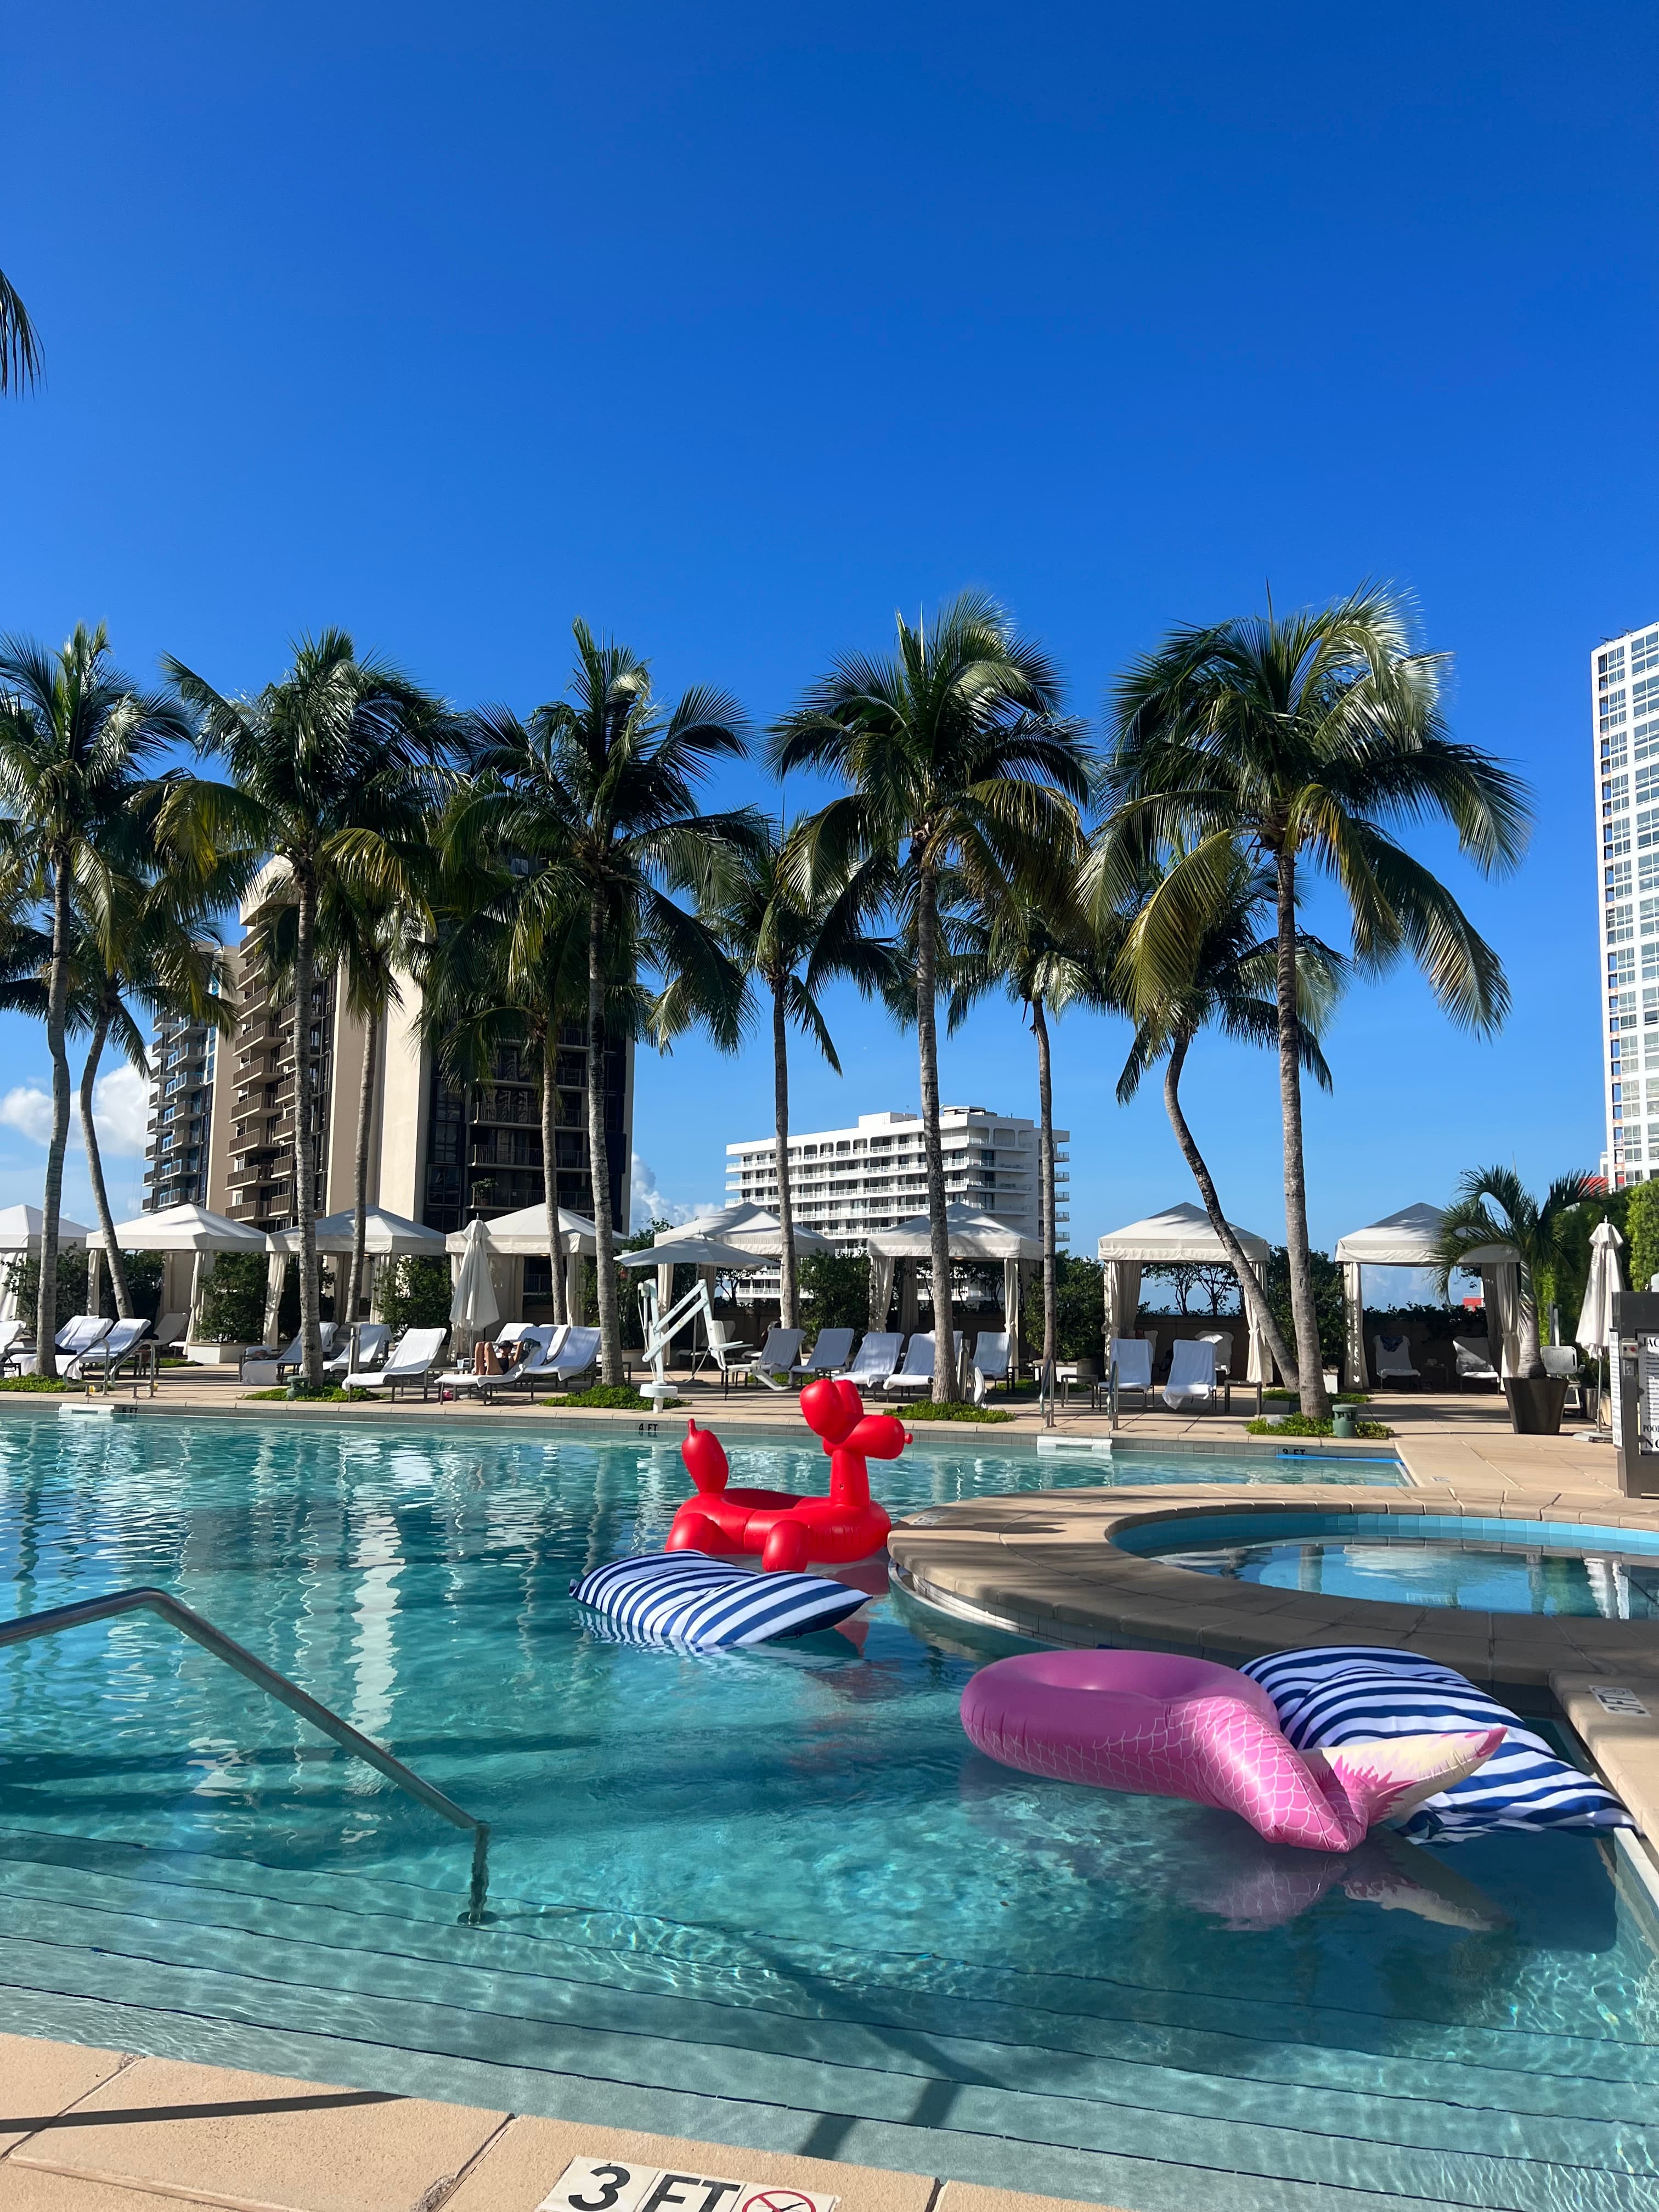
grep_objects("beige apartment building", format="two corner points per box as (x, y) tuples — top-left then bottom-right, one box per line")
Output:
(200, 868), (634, 1265)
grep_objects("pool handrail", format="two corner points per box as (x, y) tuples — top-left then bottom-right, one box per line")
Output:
(0, 1585), (490, 1922)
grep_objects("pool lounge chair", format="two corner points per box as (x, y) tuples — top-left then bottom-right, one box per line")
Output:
(732, 1327), (804, 1392)
(1453, 1336), (1499, 1389)
(837, 1333), (904, 1392)
(1197, 1330), (1234, 1381)
(66, 1316), (153, 1385)
(55, 1316), (113, 1360)
(884, 1333), (965, 1398)
(443, 1324), (558, 1400)
(343, 1326), (449, 1401)
(271, 1322), (340, 1380)
(1373, 1333), (1420, 1387)
(1163, 1336), (1218, 1413)
(969, 1331), (1011, 1403)
(152, 1312), (189, 1353)
(792, 1327), (855, 1383)
(0, 1319), (27, 1373)
(695, 1318), (751, 1385)
(532, 1325), (602, 1391)
(1109, 1335), (1154, 1410)
(325, 1322), (388, 1377)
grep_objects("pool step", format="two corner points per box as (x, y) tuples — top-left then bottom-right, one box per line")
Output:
(0, 1829), (1652, 2212)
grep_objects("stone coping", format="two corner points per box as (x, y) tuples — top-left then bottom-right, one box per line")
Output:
(0, 2039), (1126, 2212)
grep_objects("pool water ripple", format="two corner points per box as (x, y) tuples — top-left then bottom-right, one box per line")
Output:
(0, 1413), (1655, 2209)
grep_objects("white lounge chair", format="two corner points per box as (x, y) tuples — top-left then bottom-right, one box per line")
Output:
(1197, 1329), (1234, 1380)
(0, 1318), (26, 1373)
(1109, 1335), (1154, 1410)
(792, 1327), (854, 1383)
(969, 1331), (1011, 1403)
(732, 1327), (804, 1392)
(1373, 1332), (1420, 1387)
(443, 1324), (557, 1400)
(884, 1333), (965, 1398)
(1163, 1337), (1218, 1412)
(325, 1322), (388, 1376)
(1453, 1335), (1499, 1389)
(152, 1312), (189, 1352)
(65, 1316), (151, 1384)
(837, 1333), (904, 1392)
(343, 1326), (449, 1400)
(537, 1325), (602, 1389)
(273, 1322), (339, 1380)
(55, 1316), (113, 1359)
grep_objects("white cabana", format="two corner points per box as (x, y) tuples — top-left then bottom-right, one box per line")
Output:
(867, 1204), (1040, 1343)
(89, 1202), (268, 1342)
(1096, 1203), (1274, 1384)
(443, 1204), (597, 1326)
(660, 1204), (835, 1257)
(267, 1206), (449, 1333)
(0, 1205), (93, 1321)
(1333, 1202), (1444, 1390)
(1444, 1236), (1524, 1376)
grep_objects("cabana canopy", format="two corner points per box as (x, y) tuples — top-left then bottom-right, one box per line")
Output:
(443, 1205), (597, 1257)
(866, 1205), (1040, 1341)
(619, 1234), (759, 1270)
(89, 1203), (267, 1252)
(0, 1204), (91, 1251)
(1334, 1201), (1444, 1389)
(662, 1203), (835, 1256)
(270, 1206), (447, 1257)
(1096, 1203), (1273, 1383)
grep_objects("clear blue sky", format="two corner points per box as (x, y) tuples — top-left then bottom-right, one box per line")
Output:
(1, 0), (1652, 1265)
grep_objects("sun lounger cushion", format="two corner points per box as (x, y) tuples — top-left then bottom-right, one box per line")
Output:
(570, 1553), (868, 1649)
(1239, 1645), (1631, 1842)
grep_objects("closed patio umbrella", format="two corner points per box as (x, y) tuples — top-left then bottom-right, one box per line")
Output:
(1577, 1218), (1624, 1350)
(450, 1217), (501, 1348)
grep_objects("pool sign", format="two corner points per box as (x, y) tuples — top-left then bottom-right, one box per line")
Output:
(540, 2160), (837, 2212)
(1590, 1684), (1651, 1716)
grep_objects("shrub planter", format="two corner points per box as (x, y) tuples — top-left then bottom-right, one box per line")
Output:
(1504, 1376), (1570, 1436)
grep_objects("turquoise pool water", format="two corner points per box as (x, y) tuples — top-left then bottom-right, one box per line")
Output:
(1123, 1510), (1659, 1619)
(0, 1411), (1654, 2211)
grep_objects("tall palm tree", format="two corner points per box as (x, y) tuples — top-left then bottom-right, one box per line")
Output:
(1094, 584), (1531, 1418)
(773, 591), (1090, 1404)
(713, 823), (896, 1329)
(944, 859), (1103, 1386)
(1434, 1166), (1595, 1381)
(456, 631), (760, 1383)
(0, 626), (191, 1375)
(0, 268), (41, 393)
(162, 633), (444, 1390)
(1110, 848), (1345, 1388)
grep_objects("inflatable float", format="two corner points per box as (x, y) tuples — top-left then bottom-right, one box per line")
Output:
(571, 1550), (868, 1649)
(961, 1649), (1505, 1852)
(666, 1378), (907, 1572)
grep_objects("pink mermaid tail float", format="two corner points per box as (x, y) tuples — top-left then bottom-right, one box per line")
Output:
(960, 1650), (1505, 1853)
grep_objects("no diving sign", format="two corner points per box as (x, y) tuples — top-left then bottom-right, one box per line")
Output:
(540, 2158), (838, 2212)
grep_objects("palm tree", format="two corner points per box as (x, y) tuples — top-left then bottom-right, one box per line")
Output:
(0, 626), (191, 1375)
(456, 630), (760, 1383)
(772, 591), (1090, 1404)
(1110, 848), (1346, 1389)
(1435, 1167), (1595, 1381)
(1095, 584), (1531, 1418)
(713, 824), (896, 1329)
(162, 633), (444, 1389)
(943, 858), (1103, 1387)
(0, 268), (41, 392)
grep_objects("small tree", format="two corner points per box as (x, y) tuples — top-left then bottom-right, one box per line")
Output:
(1435, 1166), (1596, 1380)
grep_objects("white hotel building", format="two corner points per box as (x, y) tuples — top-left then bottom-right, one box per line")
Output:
(725, 1107), (1068, 1252)
(1598, 619), (1659, 1186)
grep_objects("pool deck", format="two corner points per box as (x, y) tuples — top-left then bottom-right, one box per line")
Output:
(0, 2037), (1122, 2212)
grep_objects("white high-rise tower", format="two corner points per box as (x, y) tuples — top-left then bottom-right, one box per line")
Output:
(1596, 619), (1659, 1187)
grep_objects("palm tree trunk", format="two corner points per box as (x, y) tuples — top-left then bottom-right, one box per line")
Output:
(1515, 1271), (1544, 1379)
(35, 851), (74, 1378)
(1032, 996), (1056, 1383)
(916, 861), (956, 1404)
(772, 976), (798, 1331)
(1164, 1029), (1297, 1385)
(346, 998), (380, 1327)
(540, 1019), (569, 1329)
(587, 892), (621, 1385)
(78, 1003), (133, 1319)
(1274, 847), (1327, 1417)
(294, 868), (324, 1390)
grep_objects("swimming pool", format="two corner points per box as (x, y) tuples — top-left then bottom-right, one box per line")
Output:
(0, 1412), (1654, 2210)
(1120, 1509), (1659, 1619)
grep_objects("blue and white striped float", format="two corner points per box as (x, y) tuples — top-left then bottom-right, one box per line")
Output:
(571, 1551), (869, 1649)
(1240, 1644), (1630, 1842)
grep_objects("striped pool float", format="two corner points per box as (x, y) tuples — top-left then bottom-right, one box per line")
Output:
(570, 1551), (869, 1649)
(1239, 1644), (1631, 1842)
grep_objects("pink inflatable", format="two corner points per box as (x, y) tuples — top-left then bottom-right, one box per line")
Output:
(960, 1650), (1504, 1853)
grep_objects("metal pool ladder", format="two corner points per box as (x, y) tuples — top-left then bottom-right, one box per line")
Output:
(0, 1587), (491, 1923)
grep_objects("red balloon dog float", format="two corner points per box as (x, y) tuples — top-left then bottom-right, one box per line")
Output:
(666, 1377), (909, 1572)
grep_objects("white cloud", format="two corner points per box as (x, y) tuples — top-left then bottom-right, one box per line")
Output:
(0, 1063), (150, 1160)
(629, 1151), (709, 1231)
(0, 1086), (54, 1146)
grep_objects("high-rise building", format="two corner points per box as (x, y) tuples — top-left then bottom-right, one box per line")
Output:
(204, 865), (633, 1245)
(1596, 621), (1659, 1187)
(724, 1107), (1067, 1254)
(140, 1005), (218, 1211)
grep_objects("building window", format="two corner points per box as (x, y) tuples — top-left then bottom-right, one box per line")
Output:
(1601, 645), (1629, 679)
(1633, 631), (1659, 676)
